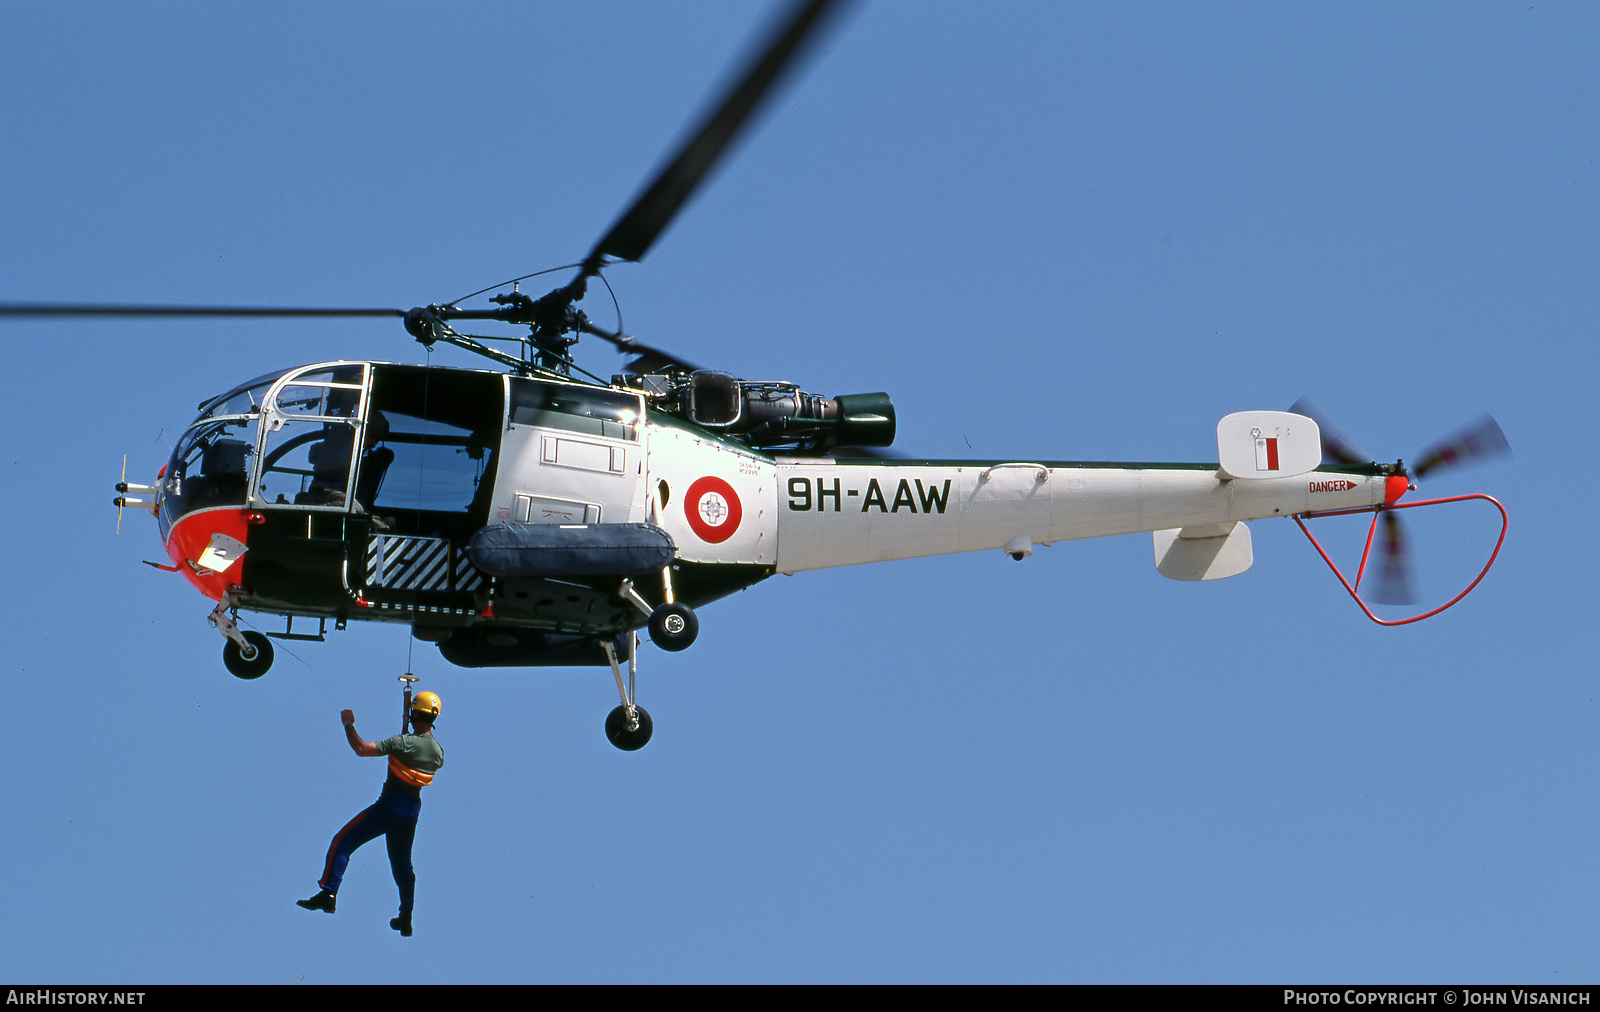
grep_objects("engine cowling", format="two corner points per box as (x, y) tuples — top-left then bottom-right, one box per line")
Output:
(670, 371), (895, 450)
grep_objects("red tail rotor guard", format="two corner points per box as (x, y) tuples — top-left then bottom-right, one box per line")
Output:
(1293, 494), (1509, 626)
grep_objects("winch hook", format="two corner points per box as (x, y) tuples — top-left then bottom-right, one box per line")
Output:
(398, 673), (419, 733)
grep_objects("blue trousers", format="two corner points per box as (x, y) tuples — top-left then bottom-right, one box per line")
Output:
(318, 786), (422, 912)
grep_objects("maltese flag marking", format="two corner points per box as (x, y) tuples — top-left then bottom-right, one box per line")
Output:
(685, 475), (743, 544)
(1254, 436), (1279, 471)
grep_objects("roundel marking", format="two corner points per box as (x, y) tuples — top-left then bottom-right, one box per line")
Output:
(685, 476), (742, 544)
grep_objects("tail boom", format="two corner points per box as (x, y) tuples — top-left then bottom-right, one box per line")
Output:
(773, 459), (1386, 573)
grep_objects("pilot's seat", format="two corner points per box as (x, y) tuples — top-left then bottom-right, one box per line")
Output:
(355, 446), (394, 507)
(188, 438), (250, 509)
(297, 425), (356, 506)
(353, 412), (393, 508)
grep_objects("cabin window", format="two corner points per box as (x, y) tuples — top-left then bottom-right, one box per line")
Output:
(508, 379), (641, 441)
(358, 364), (504, 528)
(364, 412), (488, 513)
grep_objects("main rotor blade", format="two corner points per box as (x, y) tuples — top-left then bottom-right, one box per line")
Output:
(827, 445), (905, 460)
(1289, 396), (1370, 467)
(1412, 414), (1511, 479)
(580, 325), (702, 375)
(586, 0), (846, 271)
(0, 302), (405, 320)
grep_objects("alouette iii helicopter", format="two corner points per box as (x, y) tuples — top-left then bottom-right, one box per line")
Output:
(2, 0), (1510, 750)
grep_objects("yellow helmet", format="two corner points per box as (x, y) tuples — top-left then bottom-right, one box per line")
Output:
(411, 691), (441, 722)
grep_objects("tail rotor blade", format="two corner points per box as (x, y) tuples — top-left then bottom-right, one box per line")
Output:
(1412, 415), (1511, 479)
(1370, 510), (1416, 606)
(1289, 396), (1370, 467)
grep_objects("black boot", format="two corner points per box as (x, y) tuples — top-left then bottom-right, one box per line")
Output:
(390, 910), (413, 937)
(296, 889), (336, 913)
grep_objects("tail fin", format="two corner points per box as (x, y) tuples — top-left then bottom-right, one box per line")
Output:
(1153, 522), (1253, 581)
(1217, 411), (1321, 480)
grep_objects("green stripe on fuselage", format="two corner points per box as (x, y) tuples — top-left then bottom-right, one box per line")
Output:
(817, 458), (1387, 475)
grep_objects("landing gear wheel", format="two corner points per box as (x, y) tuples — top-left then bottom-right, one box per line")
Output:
(223, 630), (274, 679)
(605, 704), (653, 751)
(647, 602), (698, 652)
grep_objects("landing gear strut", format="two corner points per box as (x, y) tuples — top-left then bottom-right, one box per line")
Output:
(619, 570), (699, 652)
(601, 566), (698, 750)
(601, 634), (652, 751)
(210, 593), (274, 679)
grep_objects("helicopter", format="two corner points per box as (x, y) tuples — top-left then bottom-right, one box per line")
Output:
(1, 0), (1511, 752)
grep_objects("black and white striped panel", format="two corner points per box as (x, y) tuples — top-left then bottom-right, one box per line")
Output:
(365, 535), (485, 593)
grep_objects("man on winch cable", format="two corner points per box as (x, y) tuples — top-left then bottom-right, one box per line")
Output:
(296, 692), (444, 937)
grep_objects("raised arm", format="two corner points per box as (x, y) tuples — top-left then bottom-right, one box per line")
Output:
(340, 709), (381, 758)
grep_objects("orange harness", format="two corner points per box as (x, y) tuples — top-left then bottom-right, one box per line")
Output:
(387, 755), (435, 789)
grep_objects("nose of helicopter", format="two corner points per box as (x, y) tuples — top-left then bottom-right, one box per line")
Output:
(164, 508), (254, 601)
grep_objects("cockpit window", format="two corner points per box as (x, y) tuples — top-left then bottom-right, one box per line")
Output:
(270, 365), (365, 419)
(195, 370), (284, 422)
(246, 364), (369, 508)
(160, 363), (377, 525)
(158, 416), (257, 535)
(508, 379), (641, 441)
(255, 419), (359, 507)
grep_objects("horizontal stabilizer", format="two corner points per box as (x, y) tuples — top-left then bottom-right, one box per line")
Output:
(1217, 411), (1321, 480)
(1153, 522), (1252, 581)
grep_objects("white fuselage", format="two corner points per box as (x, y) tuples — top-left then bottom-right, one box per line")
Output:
(507, 418), (1389, 574)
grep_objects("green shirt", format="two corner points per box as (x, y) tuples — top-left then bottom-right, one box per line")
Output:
(376, 731), (445, 776)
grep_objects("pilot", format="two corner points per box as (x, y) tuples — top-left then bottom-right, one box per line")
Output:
(300, 424), (356, 505)
(353, 411), (394, 507)
(296, 692), (444, 937)
(302, 413), (394, 508)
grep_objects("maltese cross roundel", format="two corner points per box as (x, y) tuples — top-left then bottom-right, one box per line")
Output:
(685, 476), (742, 544)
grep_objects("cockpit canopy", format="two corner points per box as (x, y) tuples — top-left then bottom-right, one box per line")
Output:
(159, 362), (507, 539)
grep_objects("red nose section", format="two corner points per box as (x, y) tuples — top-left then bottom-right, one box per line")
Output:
(1384, 475), (1411, 506)
(165, 509), (252, 601)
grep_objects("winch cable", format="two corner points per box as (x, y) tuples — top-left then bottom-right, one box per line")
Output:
(413, 345), (434, 539)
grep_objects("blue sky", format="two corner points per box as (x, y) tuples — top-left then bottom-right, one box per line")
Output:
(2, 1), (1595, 983)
